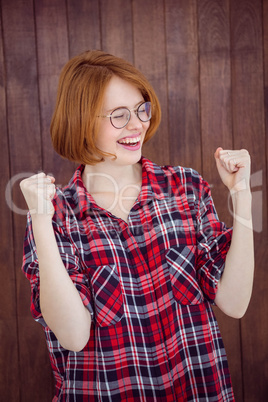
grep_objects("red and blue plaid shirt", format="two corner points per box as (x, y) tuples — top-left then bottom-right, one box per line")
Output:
(22, 157), (234, 401)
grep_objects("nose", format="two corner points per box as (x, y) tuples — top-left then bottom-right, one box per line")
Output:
(126, 111), (143, 129)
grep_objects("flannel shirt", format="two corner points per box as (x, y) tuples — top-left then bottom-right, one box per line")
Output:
(22, 157), (234, 401)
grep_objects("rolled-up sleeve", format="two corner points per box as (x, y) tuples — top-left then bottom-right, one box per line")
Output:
(194, 179), (232, 302)
(22, 212), (94, 327)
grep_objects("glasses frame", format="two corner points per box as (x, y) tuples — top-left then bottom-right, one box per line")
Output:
(98, 101), (152, 129)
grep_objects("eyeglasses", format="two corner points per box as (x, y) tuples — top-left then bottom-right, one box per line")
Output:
(98, 101), (152, 129)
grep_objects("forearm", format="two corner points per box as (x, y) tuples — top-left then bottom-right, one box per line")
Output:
(215, 190), (254, 318)
(31, 215), (91, 351)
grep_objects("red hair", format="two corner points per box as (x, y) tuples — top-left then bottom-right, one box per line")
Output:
(50, 50), (161, 165)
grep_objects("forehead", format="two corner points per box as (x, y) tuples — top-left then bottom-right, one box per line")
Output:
(102, 76), (143, 110)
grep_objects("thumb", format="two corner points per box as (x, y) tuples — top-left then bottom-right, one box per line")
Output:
(214, 147), (223, 160)
(214, 147), (224, 171)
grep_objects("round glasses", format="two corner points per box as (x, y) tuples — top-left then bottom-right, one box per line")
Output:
(98, 101), (152, 129)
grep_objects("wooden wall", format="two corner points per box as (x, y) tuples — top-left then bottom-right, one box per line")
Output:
(0, 0), (267, 400)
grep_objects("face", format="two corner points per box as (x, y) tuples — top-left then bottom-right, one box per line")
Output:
(95, 75), (150, 167)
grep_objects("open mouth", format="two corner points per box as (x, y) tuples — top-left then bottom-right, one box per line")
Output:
(117, 136), (141, 148)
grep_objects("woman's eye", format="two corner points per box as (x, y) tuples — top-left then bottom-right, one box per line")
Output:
(113, 114), (124, 120)
(112, 109), (127, 119)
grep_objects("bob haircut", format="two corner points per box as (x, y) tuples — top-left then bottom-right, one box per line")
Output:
(50, 50), (162, 165)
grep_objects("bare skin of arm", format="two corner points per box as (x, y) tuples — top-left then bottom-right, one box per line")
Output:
(20, 174), (91, 352)
(214, 148), (254, 318)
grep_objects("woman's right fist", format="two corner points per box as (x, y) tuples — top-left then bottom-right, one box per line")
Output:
(20, 173), (56, 217)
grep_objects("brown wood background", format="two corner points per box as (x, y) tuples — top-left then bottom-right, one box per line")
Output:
(0, 0), (267, 400)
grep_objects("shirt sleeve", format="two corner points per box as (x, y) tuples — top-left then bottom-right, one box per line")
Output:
(194, 176), (233, 303)
(22, 212), (94, 327)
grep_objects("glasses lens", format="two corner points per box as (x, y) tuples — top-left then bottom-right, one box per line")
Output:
(137, 102), (152, 122)
(111, 108), (130, 129)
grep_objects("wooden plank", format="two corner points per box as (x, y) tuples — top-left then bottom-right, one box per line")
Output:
(165, 0), (201, 171)
(133, 0), (169, 165)
(1, 0), (42, 341)
(198, 0), (233, 179)
(67, 0), (101, 58)
(33, 1), (74, 398)
(100, 0), (133, 63)
(230, 0), (268, 400)
(198, 1), (243, 400)
(0, 319), (20, 401)
(20, 316), (55, 401)
(35, 0), (72, 186)
(0, 5), (20, 400)
(263, 0), (268, 229)
(1, 0), (52, 400)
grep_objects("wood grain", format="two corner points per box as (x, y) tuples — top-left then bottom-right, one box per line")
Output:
(132, 0), (169, 165)
(165, 0), (201, 172)
(264, 0), (268, 232)
(100, 0), (133, 63)
(67, 0), (101, 58)
(198, 2), (243, 400)
(231, 0), (268, 401)
(0, 6), (20, 400)
(35, 0), (73, 186)
(1, 0), (50, 399)
(0, 0), (267, 399)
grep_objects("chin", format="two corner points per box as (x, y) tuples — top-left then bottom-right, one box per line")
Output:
(118, 150), (142, 166)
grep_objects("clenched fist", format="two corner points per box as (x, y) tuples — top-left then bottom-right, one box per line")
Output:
(20, 173), (56, 217)
(214, 148), (251, 194)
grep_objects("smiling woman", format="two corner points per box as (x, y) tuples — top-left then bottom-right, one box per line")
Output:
(50, 50), (161, 166)
(20, 50), (253, 401)
(92, 75), (150, 167)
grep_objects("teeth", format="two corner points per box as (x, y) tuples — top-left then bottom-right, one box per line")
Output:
(118, 136), (140, 144)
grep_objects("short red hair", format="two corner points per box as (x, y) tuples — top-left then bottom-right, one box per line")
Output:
(50, 50), (161, 165)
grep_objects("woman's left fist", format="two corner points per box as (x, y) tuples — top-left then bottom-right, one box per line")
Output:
(214, 148), (251, 194)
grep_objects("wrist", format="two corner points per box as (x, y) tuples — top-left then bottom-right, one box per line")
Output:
(230, 188), (252, 201)
(31, 214), (57, 257)
(229, 177), (250, 195)
(230, 189), (252, 224)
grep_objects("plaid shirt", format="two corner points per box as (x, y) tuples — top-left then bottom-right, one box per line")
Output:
(22, 157), (234, 401)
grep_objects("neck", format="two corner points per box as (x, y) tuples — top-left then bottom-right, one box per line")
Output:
(82, 160), (142, 194)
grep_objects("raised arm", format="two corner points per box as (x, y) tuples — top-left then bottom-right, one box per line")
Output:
(214, 148), (254, 318)
(20, 173), (91, 351)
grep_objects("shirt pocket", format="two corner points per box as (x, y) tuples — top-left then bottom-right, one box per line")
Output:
(166, 246), (204, 305)
(91, 264), (124, 327)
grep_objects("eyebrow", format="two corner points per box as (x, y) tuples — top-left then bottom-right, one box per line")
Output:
(105, 100), (144, 114)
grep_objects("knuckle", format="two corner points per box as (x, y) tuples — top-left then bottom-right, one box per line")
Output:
(20, 177), (32, 189)
(241, 148), (249, 155)
(19, 179), (25, 189)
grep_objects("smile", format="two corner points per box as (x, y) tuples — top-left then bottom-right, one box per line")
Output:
(117, 135), (141, 146)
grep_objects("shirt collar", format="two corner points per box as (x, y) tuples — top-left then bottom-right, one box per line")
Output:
(138, 157), (166, 205)
(65, 157), (165, 218)
(64, 165), (98, 218)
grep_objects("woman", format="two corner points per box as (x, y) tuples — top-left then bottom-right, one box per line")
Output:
(20, 50), (254, 401)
